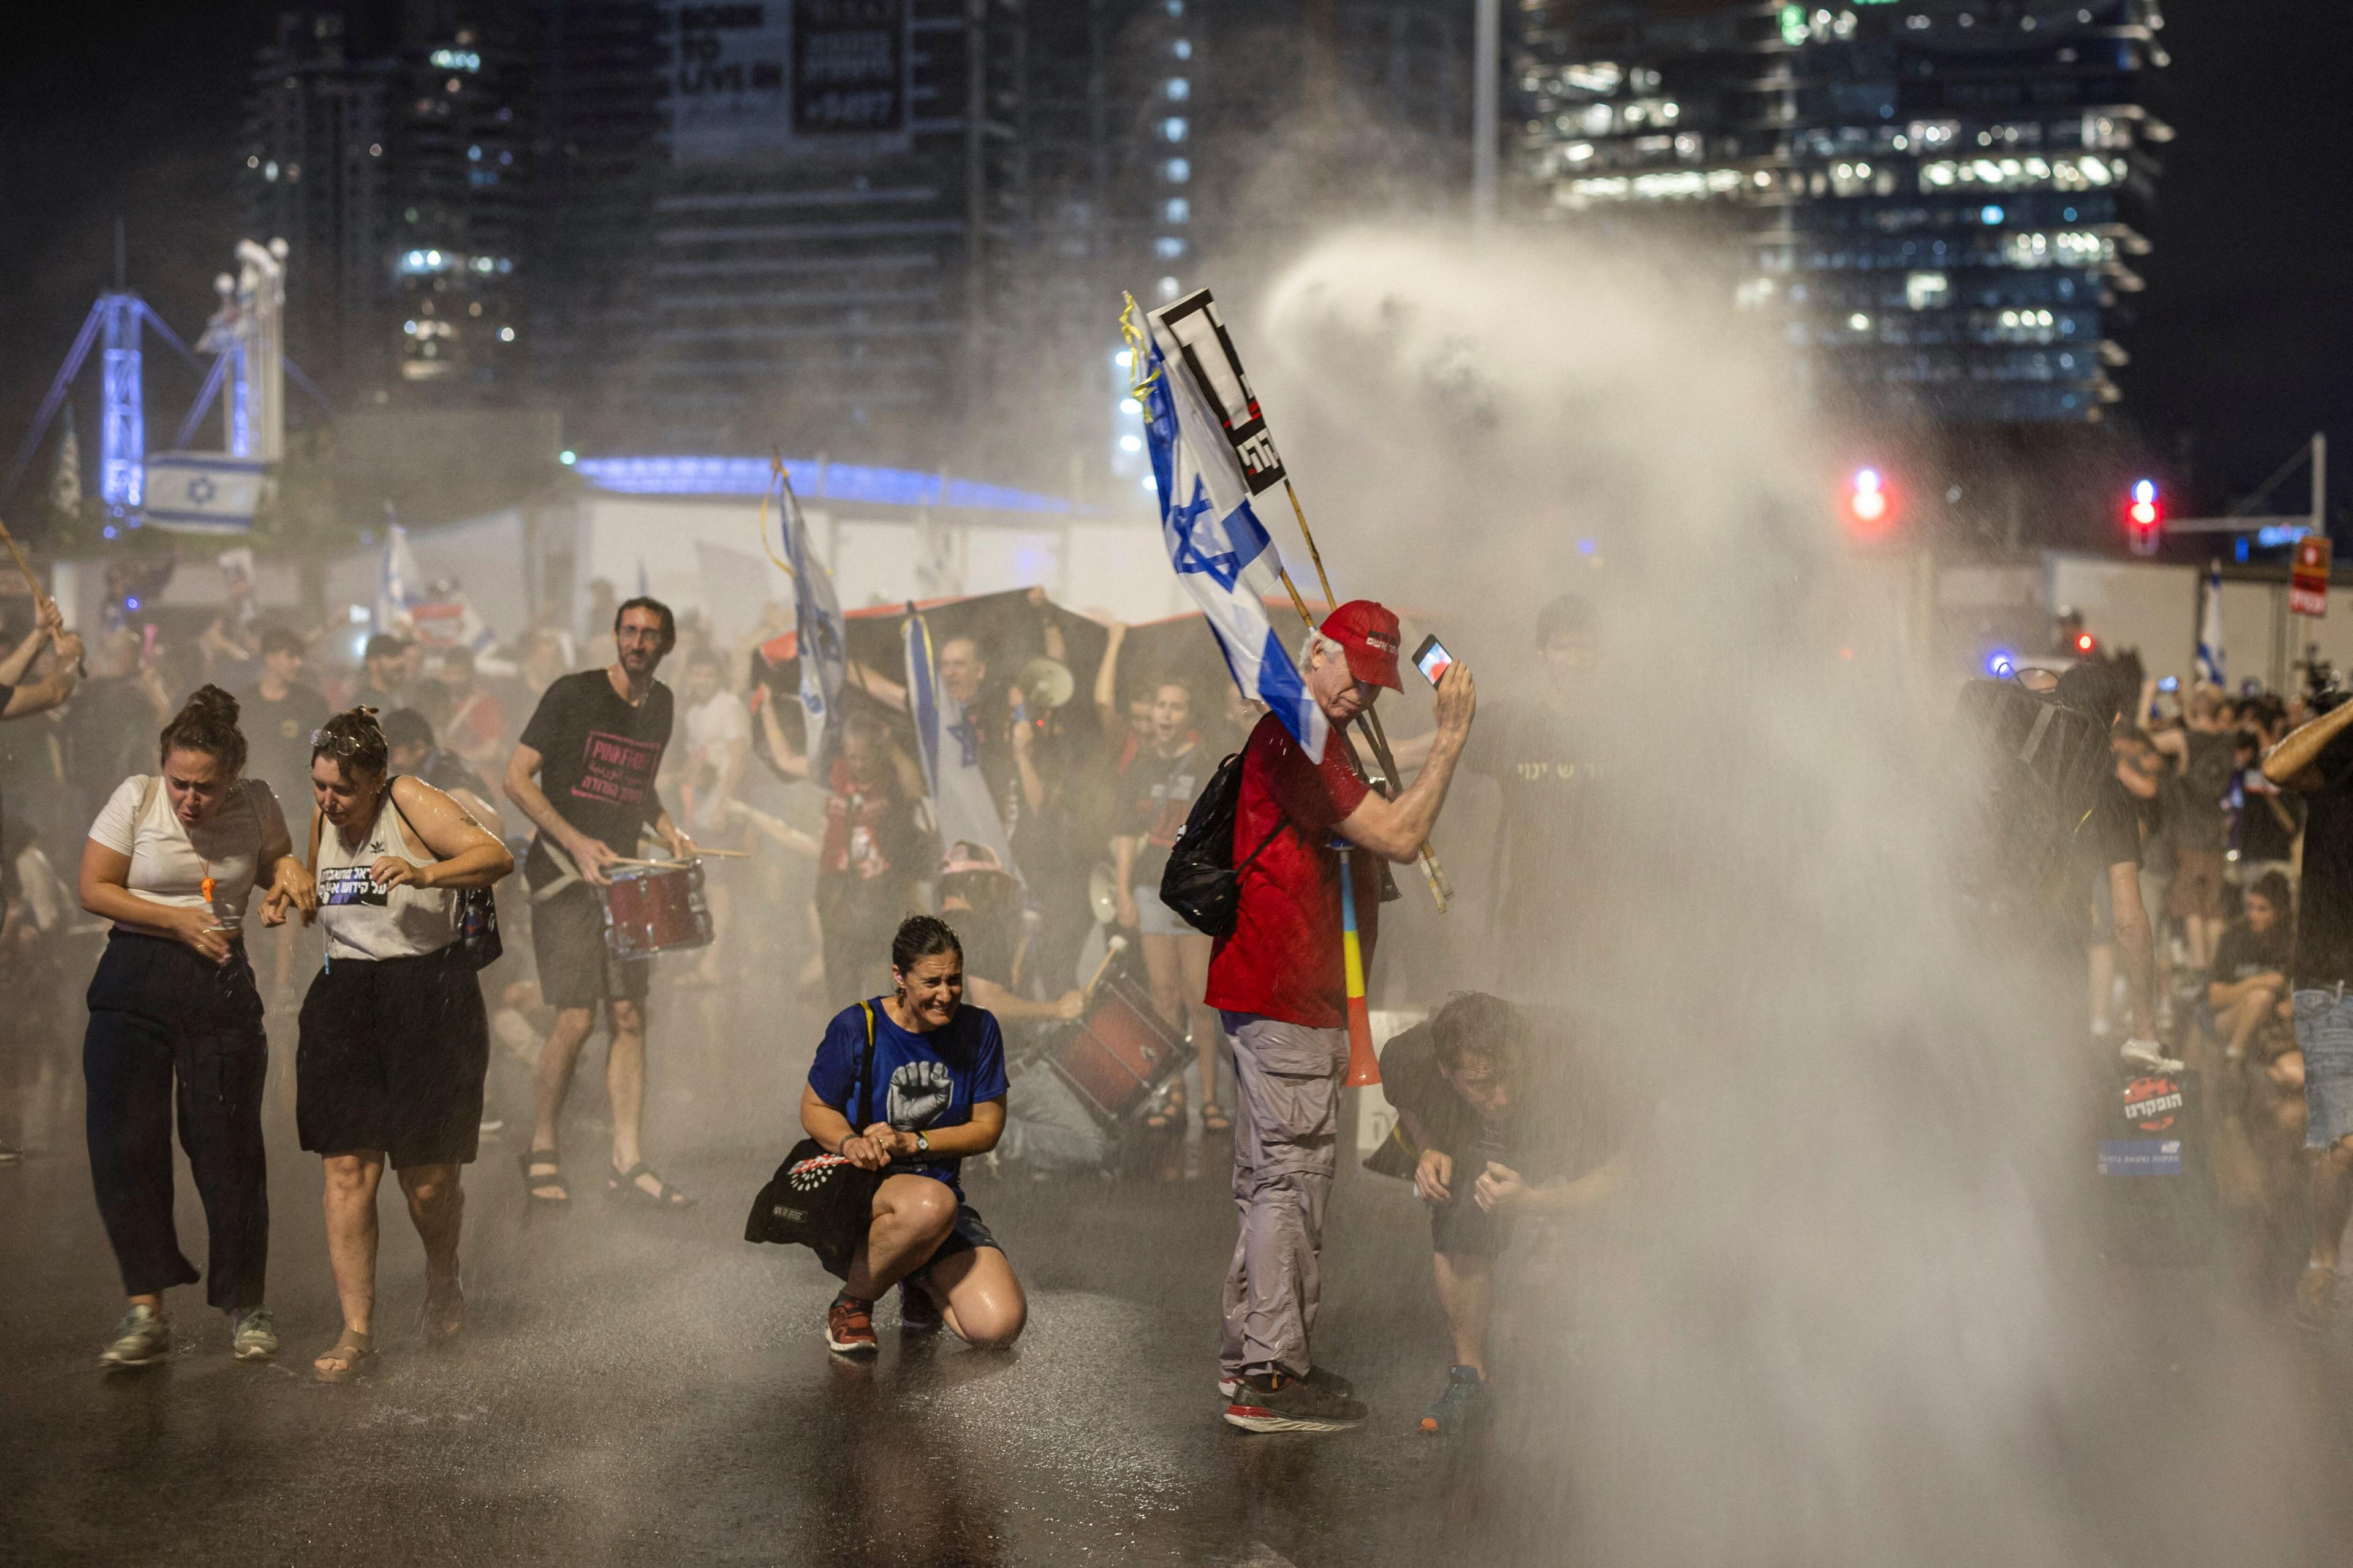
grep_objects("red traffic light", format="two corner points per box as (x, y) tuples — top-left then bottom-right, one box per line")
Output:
(2126, 479), (2162, 555)
(1845, 467), (1894, 537)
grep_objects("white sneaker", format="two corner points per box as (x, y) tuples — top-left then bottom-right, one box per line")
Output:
(2120, 1038), (2184, 1074)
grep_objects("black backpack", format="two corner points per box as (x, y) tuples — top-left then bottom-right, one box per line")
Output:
(1947, 677), (2118, 920)
(1158, 750), (1289, 937)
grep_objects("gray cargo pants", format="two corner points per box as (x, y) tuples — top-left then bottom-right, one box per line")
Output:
(1218, 1012), (1349, 1380)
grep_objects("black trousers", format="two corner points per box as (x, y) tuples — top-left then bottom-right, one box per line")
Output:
(83, 932), (270, 1310)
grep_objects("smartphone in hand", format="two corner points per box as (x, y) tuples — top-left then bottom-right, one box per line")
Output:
(1411, 634), (1453, 687)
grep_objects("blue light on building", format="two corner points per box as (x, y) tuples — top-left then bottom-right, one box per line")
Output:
(572, 455), (1082, 514)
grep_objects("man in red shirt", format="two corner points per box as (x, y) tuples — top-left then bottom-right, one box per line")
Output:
(1208, 600), (1478, 1433)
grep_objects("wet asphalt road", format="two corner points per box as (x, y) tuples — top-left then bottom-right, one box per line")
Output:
(0, 991), (1543, 1568)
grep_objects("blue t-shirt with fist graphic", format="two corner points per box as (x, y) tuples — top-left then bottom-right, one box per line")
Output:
(806, 999), (1009, 1197)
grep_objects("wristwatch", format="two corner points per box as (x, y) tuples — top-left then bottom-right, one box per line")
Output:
(915, 1132), (930, 1154)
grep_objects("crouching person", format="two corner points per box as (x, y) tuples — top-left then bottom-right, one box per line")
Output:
(800, 915), (1026, 1355)
(1380, 992), (1632, 1435)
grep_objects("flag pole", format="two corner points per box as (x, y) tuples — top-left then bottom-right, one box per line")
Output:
(1279, 478), (1453, 910)
(1124, 294), (1447, 910)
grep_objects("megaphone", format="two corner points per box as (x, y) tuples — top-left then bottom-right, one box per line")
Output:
(1020, 657), (1075, 711)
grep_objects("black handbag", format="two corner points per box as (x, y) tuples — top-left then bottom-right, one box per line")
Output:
(745, 1001), (884, 1263)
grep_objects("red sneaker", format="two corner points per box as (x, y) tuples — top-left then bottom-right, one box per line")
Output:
(826, 1294), (878, 1356)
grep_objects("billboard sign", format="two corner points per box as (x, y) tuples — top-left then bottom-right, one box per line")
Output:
(667, 0), (909, 164)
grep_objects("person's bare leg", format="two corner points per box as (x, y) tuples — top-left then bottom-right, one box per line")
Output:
(531, 1006), (597, 1157)
(1180, 935), (1224, 1118)
(842, 1175), (959, 1300)
(319, 1153), (386, 1352)
(923, 1244), (1026, 1349)
(2224, 988), (2279, 1060)
(2311, 1138), (2353, 1272)
(397, 1162), (464, 1291)
(2088, 944), (2115, 1032)
(1140, 931), (1184, 1032)
(606, 998), (653, 1183)
(1432, 1250), (1493, 1375)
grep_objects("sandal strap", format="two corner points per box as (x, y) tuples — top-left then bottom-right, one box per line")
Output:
(316, 1329), (373, 1367)
(612, 1161), (691, 1203)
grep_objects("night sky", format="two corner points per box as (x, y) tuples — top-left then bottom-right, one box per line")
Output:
(1, 2), (2347, 533)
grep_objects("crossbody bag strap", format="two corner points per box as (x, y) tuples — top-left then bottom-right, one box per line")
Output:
(855, 1000), (879, 1133)
(383, 776), (446, 866)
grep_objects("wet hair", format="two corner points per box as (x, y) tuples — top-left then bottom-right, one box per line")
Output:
(2249, 869), (2293, 920)
(381, 706), (435, 754)
(259, 624), (306, 659)
(157, 685), (248, 777)
(363, 632), (409, 664)
(842, 709), (890, 748)
(1428, 990), (1529, 1074)
(311, 705), (391, 779)
(892, 914), (963, 975)
(614, 595), (676, 653)
(1536, 594), (1594, 648)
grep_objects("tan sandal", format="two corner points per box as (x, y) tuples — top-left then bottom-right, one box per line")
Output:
(313, 1328), (376, 1384)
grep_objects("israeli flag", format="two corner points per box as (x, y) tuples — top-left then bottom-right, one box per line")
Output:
(902, 604), (1020, 881)
(2196, 564), (2225, 688)
(778, 469), (848, 768)
(377, 518), (423, 635)
(1136, 299), (1327, 762)
(143, 452), (265, 534)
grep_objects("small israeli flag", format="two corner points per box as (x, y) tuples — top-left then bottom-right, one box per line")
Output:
(778, 469), (848, 768)
(1135, 295), (1327, 762)
(377, 517), (423, 635)
(903, 604), (1020, 881)
(2196, 564), (2225, 688)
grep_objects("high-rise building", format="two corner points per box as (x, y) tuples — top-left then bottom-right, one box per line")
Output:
(619, 0), (1026, 459)
(525, 0), (665, 441)
(1516, 0), (2170, 423)
(240, 12), (390, 398)
(240, 6), (534, 402)
(1021, 0), (1476, 506)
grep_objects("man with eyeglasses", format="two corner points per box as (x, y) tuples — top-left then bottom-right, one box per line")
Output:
(501, 598), (697, 1211)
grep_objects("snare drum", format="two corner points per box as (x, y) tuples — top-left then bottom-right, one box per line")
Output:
(1045, 977), (1188, 1122)
(601, 862), (714, 961)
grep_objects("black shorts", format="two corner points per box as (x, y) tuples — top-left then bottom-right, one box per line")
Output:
(297, 945), (490, 1168)
(531, 881), (650, 1012)
(1430, 1192), (1516, 1260)
(817, 1187), (1002, 1282)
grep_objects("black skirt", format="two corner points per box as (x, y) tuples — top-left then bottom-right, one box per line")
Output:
(297, 944), (490, 1168)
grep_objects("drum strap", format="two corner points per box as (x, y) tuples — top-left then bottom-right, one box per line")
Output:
(531, 835), (585, 904)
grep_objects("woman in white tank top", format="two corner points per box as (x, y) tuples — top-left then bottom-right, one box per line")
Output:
(293, 706), (513, 1384)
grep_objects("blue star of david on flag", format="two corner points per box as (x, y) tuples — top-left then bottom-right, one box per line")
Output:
(1132, 300), (1326, 762)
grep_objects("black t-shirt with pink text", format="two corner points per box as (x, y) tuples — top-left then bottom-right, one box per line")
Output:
(519, 670), (674, 887)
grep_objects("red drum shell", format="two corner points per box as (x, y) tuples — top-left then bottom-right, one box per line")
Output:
(1046, 980), (1187, 1121)
(601, 862), (714, 961)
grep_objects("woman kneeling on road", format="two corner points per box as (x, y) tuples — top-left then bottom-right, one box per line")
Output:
(298, 706), (514, 1382)
(800, 914), (1026, 1355)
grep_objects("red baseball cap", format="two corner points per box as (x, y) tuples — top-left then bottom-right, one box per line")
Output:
(1319, 600), (1403, 692)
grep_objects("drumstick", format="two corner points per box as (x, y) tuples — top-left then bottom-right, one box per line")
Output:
(1082, 934), (1129, 1000)
(687, 847), (752, 859)
(0, 512), (80, 674)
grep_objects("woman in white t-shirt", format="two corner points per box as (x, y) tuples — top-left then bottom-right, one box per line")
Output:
(295, 706), (513, 1384)
(76, 685), (315, 1371)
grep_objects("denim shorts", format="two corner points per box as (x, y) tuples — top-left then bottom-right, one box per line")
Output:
(2294, 987), (2353, 1149)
